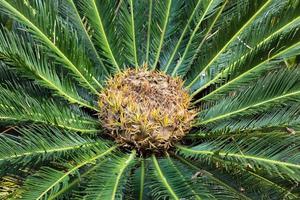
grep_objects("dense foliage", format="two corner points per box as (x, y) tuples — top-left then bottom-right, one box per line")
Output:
(0, 0), (299, 199)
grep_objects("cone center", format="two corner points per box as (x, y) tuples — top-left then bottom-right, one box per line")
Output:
(98, 68), (195, 152)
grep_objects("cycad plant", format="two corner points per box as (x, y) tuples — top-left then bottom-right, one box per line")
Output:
(0, 0), (300, 199)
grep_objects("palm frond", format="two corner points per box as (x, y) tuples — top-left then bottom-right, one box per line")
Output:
(47, 161), (103, 200)
(191, 2), (300, 97)
(148, 0), (184, 70)
(241, 171), (299, 199)
(177, 133), (300, 181)
(77, 0), (121, 72)
(116, 0), (139, 67)
(169, 0), (226, 76)
(197, 68), (300, 126)
(174, 154), (252, 200)
(0, 0), (103, 93)
(0, 1), (299, 199)
(149, 0), (172, 70)
(0, 62), (50, 98)
(0, 125), (108, 172)
(131, 159), (147, 200)
(132, 1), (151, 66)
(162, 0), (206, 73)
(207, 104), (300, 133)
(0, 83), (98, 132)
(0, 61), (17, 81)
(194, 21), (300, 102)
(148, 155), (211, 200)
(0, 27), (97, 110)
(185, 0), (277, 89)
(18, 145), (116, 200)
(176, 154), (299, 199)
(59, 0), (110, 76)
(80, 150), (136, 200)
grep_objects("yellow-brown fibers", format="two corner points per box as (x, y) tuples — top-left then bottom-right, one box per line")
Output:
(98, 67), (196, 152)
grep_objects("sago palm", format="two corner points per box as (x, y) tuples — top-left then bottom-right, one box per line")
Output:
(0, 0), (300, 199)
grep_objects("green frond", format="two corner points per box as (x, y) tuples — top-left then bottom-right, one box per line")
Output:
(0, 62), (18, 81)
(150, 0), (172, 70)
(129, 159), (147, 200)
(80, 150), (136, 200)
(148, 155), (212, 200)
(17, 145), (116, 200)
(0, 27), (98, 110)
(19, 167), (71, 200)
(0, 125), (108, 172)
(148, 0), (185, 70)
(177, 133), (300, 181)
(47, 161), (103, 200)
(176, 154), (299, 199)
(0, 0), (103, 93)
(169, 0), (226, 76)
(162, 0), (204, 73)
(191, 3), (300, 97)
(77, 0), (121, 72)
(148, 155), (180, 200)
(0, 62), (50, 98)
(131, 1), (150, 66)
(216, 157), (300, 199)
(174, 154), (252, 200)
(186, 0), (277, 89)
(116, 0), (139, 67)
(0, 83), (98, 132)
(207, 104), (300, 133)
(193, 21), (300, 102)
(59, 0), (110, 76)
(242, 171), (299, 199)
(197, 68), (300, 126)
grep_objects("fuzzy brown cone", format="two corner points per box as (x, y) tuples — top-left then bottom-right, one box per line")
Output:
(98, 68), (196, 152)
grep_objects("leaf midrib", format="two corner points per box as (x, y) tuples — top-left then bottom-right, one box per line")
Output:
(139, 159), (145, 200)
(0, 103), (97, 132)
(152, 155), (180, 200)
(151, 0), (172, 70)
(111, 151), (135, 200)
(91, 0), (120, 72)
(0, 141), (104, 161)
(199, 86), (300, 125)
(178, 146), (300, 169)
